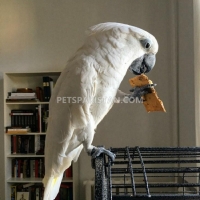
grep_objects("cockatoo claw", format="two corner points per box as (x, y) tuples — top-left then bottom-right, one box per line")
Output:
(129, 83), (157, 101)
(91, 147), (116, 160)
(91, 147), (116, 169)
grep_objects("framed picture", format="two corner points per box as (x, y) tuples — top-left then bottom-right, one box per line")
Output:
(17, 192), (29, 200)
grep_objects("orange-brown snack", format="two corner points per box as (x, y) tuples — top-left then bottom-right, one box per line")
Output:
(129, 74), (166, 113)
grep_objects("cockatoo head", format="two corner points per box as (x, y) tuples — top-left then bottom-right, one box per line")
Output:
(120, 23), (159, 75)
(129, 37), (158, 75)
(86, 22), (158, 75)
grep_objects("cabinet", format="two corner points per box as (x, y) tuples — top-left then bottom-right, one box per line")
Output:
(3, 72), (79, 200)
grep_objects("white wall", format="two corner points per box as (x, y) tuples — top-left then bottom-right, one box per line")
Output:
(0, 0), (197, 199)
(177, 0), (200, 147)
(194, 0), (200, 147)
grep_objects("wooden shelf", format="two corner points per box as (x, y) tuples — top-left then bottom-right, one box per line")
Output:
(7, 177), (44, 183)
(5, 132), (46, 135)
(6, 101), (49, 105)
(7, 177), (73, 183)
(7, 154), (45, 158)
(5, 71), (61, 76)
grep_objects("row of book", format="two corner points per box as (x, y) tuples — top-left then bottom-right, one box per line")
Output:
(9, 109), (38, 133)
(12, 158), (45, 178)
(11, 135), (45, 155)
(11, 158), (72, 179)
(11, 182), (73, 200)
(7, 107), (49, 133)
(11, 183), (44, 200)
(7, 76), (54, 102)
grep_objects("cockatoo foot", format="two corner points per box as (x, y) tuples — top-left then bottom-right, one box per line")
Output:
(129, 83), (157, 101)
(91, 147), (116, 161)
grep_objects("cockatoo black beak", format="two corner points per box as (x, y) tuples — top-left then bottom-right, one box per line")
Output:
(129, 53), (156, 75)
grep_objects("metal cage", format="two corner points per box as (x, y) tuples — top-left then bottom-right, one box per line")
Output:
(93, 147), (200, 200)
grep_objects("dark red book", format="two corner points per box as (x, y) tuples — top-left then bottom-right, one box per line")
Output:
(35, 87), (43, 101)
(11, 158), (16, 177)
(65, 165), (72, 177)
(13, 135), (17, 154)
(18, 159), (21, 177)
(35, 159), (39, 178)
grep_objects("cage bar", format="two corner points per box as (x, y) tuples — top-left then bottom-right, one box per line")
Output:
(93, 146), (200, 200)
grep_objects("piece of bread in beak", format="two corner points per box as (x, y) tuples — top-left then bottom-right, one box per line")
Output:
(129, 74), (166, 113)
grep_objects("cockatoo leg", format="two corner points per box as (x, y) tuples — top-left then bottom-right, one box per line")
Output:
(81, 117), (116, 163)
(115, 90), (129, 103)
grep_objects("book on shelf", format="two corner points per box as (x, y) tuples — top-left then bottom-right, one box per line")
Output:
(11, 183), (44, 200)
(43, 76), (54, 102)
(11, 135), (44, 155)
(12, 135), (17, 154)
(35, 106), (41, 133)
(12, 158), (45, 179)
(63, 165), (73, 178)
(41, 107), (49, 132)
(34, 135), (40, 155)
(35, 87), (44, 102)
(6, 127), (31, 134)
(35, 135), (46, 155)
(55, 183), (73, 200)
(11, 185), (17, 200)
(43, 77), (50, 102)
(7, 107), (49, 133)
(7, 92), (37, 102)
(8, 92), (36, 97)
(35, 187), (40, 200)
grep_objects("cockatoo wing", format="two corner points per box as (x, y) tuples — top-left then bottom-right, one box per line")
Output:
(43, 58), (97, 200)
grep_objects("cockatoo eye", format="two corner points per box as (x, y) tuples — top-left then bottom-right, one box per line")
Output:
(145, 43), (151, 49)
(140, 39), (152, 50)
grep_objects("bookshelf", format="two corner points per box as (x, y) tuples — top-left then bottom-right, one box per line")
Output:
(3, 72), (79, 200)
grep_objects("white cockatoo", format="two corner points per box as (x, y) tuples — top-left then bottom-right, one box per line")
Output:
(43, 22), (158, 199)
